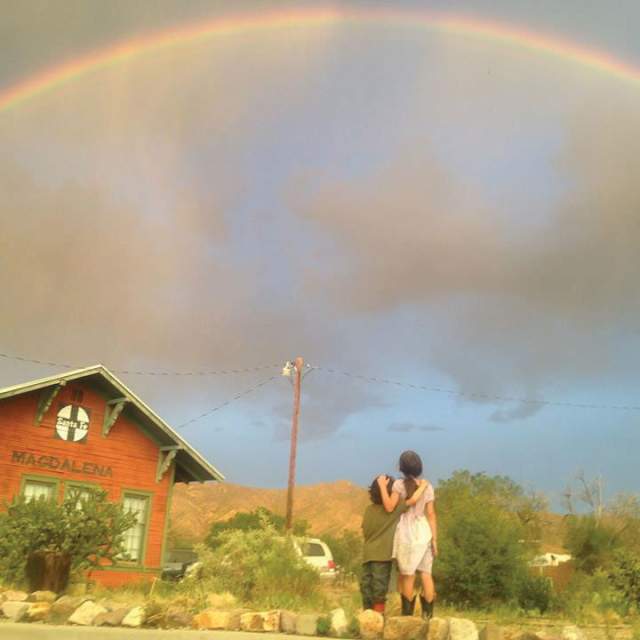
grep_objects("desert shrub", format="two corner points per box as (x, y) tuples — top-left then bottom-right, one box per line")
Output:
(196, 518), (321, 608)
(435, 471), (537, 608)
(0, 489), (136, 586)
(316, 614), (331, 636)
(559, 571), (629, 621)
(608, 548), (640, 609)
(565, 515), (620, 574)
(517, 574), (554, 613)
(205, 507), (309, 549)
(323, 530), (363, 580)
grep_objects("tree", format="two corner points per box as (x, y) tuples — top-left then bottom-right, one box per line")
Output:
(435, 471), (544, 607)
(0, 489), (136, 590)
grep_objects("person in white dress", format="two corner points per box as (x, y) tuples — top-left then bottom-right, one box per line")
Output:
(377, 450), (438, 618)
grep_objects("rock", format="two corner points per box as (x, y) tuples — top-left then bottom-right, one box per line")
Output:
(514, 633), (544, 640)
(193, 609), (234, 630)
(28, 590), (57, 603)
(95, 608), (130, 627)
(207, 592), (238, 609)
(1, 601), (29, 622)
(331, 608), (348, 636)
(281, 610), (298, 634)
(262, 610), (281, 632)
(358, 609), (385, 640)
(51, 595), (92, 617)
(449, 618), (479, 640)
(297, 613), (321, 636)
(241, 612), (265, 632)
(122, 605), (146, 628)
(25, 602), (51, 622)
(384, 616), (428, 640)
(480, 623), (504, 640)
(427, 618), (450, 640)
(561, 627), (586, 640)
(3, 590), (28, 602)
(228, 609), (253, 631)
(68, 601), (108, 626)
(164, 606), (193, 628)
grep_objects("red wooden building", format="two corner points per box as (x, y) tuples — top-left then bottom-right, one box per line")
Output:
(0, 365), (223, 586)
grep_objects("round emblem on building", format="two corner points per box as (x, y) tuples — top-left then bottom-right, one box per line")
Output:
(55, 405), (90, 442)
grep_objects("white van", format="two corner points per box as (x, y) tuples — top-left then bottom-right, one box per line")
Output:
(295, 538), (336, 578)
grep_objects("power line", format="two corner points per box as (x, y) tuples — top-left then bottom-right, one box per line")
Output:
(313, 366), (640, 412)
(176, 374), (279, 430)
(0, 351), (280, 377)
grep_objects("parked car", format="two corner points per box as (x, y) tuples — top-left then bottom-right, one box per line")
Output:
(161, 548), (199, 581)
(295, 538), (337, 579)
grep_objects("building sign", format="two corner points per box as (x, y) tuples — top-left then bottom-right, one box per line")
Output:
(55, 404), (90, 442)
(11, 450), (113, 478)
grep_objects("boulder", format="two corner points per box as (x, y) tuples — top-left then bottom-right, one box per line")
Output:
(164, 606), (194, 628)
(480, 623), (504, 640)
(193, 609), (234, 630)
(262, 610), (281, 632)
(122, 605), (146, 628)
(94, 608), (130, 627)
(51, 595), (92, 617)
(25, 602), (52, 622)
(297, 613), (321, 636)
(358, 609), (385, 640)
(207, 592), (238, 609)
(383, 616), (428, 640)
(1, 601), (29, 622)
(281, 610), (298, 634)
(68, 600), (108, 626)
(449, 618), (479, 640)
(241, 612), (265, 632)
(28, 590), (57, 603)
(427, 618), (450, 640)
(331, 608), (349, 636)
(228, 609), (253, 631)
(3, 590), (28, 602)
(561, 627), (586, 640)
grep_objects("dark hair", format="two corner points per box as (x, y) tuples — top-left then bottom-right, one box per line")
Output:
(369, 475), (395, 505)
(399, 451), (423, 500)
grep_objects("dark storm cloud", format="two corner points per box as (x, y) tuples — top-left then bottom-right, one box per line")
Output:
(287, 97), (640, 420)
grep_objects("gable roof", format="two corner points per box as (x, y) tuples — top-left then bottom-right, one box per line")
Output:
(0, 365), (224, 483)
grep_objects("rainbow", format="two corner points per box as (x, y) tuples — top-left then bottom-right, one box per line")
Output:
(2, 6), (640, 114)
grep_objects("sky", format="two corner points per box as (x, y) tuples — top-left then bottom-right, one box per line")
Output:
(2, 1), (640, 509)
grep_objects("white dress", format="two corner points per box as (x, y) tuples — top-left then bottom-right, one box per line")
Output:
(392, 478), (435, 575)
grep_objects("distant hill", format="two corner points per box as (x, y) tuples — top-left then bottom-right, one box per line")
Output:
(169, 480), (567, 552)
(169, 480), (370, 545)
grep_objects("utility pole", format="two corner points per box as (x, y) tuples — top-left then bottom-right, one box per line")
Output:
(285, 356), (304, 532)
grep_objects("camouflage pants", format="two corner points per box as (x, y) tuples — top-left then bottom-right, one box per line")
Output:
(360, 561), (392, 609)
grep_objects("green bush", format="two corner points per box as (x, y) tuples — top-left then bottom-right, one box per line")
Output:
(565, 515), (619, 574)
(0, 489), (136, 586)
(196, 518), (321, 608)
(608, 548), (640, 609)
(435, 471), (538, 608)
(205, 507), (309, 549)
(323, 530), (363, 579)
(559, 571), (629, 621)
(517, 574), (554, 613)
(316, 614), (331, 636)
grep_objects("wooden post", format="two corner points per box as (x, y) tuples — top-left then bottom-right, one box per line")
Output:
(285, 357), (304, 532)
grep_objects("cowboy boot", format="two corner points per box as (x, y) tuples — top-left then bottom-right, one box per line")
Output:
(401, 595), (416, 615)
(419, 595), (434, 619)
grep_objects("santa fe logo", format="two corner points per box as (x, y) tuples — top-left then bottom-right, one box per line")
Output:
(55, 405), (90, 442)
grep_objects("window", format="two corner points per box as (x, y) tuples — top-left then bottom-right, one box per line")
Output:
(65, 482), (98, 507)
(121, 493), (150, 563)
(302, 542), (325, 557)
(22, 478), (57, 501)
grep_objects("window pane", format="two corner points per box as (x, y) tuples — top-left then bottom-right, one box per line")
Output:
(122, 495), (148, 562)
(24, 480), (55, 501)
(303, 542), (325, 557)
